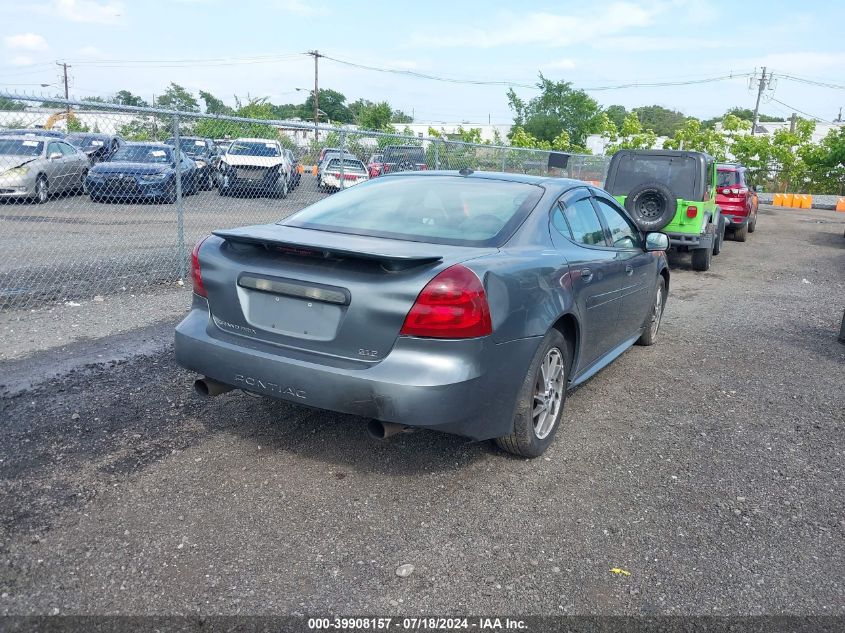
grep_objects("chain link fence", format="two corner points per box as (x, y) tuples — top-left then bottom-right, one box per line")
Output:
(0, 93), (609, 312)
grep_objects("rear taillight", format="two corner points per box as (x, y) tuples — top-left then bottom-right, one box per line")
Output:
(400, 265), (492, 339)
(686, 206), (698, 218)
(191, 236), (209, 297)
(418, 164), (428, 170)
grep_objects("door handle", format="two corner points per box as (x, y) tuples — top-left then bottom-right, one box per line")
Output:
(580, 268), (594, 283)
(625, 264), (634, 276)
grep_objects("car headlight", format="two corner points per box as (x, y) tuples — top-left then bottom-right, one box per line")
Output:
(195, 159), (207, 168)
(140, 172), (168, 182)
(3, 166), (30, 178)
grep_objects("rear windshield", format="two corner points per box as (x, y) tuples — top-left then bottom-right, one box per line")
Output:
(284, 176), (543, 247)
(228, 141), (280, 157)
(382, 146), (425, 164)
(717, 169), (741, 187)
(609, 154), (698, 200)
(67, 135), (108, 150)
(326, 159), (365, 171)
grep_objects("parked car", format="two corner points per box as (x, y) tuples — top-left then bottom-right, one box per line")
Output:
(716, 163), (759, 242)
(175, 171), (670, 458)
(317, 147), (343, 164)
(66, 132), (124, 164)
(604, 150), (724, 271)
(319, 157), (369, 191)
(217, 138), (292, 198)
(0, 135), (88, 203)
(0, 128), (66, 139)
(367, 152), (384, 178)
(316, 151), (357, 189)
(85, 142), (199, 203)
(283, 148), (301, 188)
(165, 136), (219, 190)
(381, 145), (427, 173)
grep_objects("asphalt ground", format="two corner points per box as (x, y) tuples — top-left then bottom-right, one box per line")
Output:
(0, 205), (843, 617)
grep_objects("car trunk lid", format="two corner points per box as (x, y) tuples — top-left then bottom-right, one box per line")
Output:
(201, 224), (495, 363)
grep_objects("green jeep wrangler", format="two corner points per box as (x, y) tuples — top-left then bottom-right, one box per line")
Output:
(603, 150), (724, 271)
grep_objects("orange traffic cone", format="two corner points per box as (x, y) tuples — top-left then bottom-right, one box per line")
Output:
(836, 197), (845, 212)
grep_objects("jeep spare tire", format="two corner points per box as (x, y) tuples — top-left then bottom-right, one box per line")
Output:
(624, 181), (677, 231)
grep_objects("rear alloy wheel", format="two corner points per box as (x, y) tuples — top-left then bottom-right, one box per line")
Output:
(636, 276), (666, 346)
(78, 170), (88, 195)
(34, 176), (49, 204)
(495, 329), (569, 458)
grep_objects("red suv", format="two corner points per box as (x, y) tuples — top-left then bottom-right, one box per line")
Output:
(716, 164), (758, 241)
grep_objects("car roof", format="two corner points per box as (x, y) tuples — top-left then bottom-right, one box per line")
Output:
(0, 134), (53, 143)
(381, 170), (584, 189)
(232, 137), (280, 144)
(66, 132), (113, 138)
(717, 163), (743, 170)
(125, 141), (172, 148)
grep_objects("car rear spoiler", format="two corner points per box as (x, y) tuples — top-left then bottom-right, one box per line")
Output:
(213, 225), (443, 271)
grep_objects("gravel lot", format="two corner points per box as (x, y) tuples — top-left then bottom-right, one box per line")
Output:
(0, 205), (843, 617)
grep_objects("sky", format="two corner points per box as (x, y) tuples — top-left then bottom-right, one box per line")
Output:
(0, 0), (843, 125)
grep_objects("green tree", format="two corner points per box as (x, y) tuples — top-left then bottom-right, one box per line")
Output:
(0, 97), (27, 111)
(391, 109), (413, 123)
(199, 90), (234, 115)
(356, 101), (395, 132)
(702, 107), (784, 129)
(156, 83), (199, 112)
(631, 105), (691, 137)
(113, 90), (148, 107)
(507, 73), (604, 147)
(605, 104), (628, 129)
(298, 88), (352, 123)
(604, 112), (657, 154)
(662, 119), (728, 159)
(66, 115), (89, 132)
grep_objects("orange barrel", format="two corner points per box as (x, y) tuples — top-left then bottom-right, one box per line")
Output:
(773, 193), (784, 206)
(836, 198), (845, 212)
(311, 165), (318, 176)
(800, 194), (812, 209)
(783, 193), (794, 207)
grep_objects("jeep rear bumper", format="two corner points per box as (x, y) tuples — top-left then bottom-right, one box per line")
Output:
(667, 232), (713, 250)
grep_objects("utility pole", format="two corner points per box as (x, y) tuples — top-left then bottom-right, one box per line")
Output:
(837, 107), (842, 123)
(57, 61), (70, 116)
(789, 112), (797, 133)
(751, 67), (769, 135)
(307, 50), (321, 141)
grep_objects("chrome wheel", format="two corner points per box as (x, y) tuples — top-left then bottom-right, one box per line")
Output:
(650, 284), (664, 337)
(532, 347), (565, 439)
(35, 177), (48, 204)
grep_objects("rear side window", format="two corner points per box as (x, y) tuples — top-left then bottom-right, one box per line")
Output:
(609, 154), (698, 200)
(718, 170), (741, 187)
(556, 198), (607, 246)
(593, 198), (641, 249)
(285, 176), (543, 247)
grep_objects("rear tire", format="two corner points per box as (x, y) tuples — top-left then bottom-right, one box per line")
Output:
(495, 329), (569, 458)
(624, 180), (677, 231)
(733, 223), (748, 242)
(691, 243), (712, 271)
(748, 215), (757, 233)
(636, 276), (666, 346)
(712, 216), (724, 256)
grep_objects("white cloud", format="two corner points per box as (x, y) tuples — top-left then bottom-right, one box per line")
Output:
(78, 45), (105, 57)
(41, 0), (125, 24)
(4, 33), (49, 51)
(542, 59), (576, 71)
(410, 2), (655, 48)
(9, 55), (36, 67)
(272, 0), (327, 17)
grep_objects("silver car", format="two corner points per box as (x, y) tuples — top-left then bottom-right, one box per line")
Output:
(0, 135), (89, 203)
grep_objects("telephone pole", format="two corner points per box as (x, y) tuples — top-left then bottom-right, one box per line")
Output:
(307, 50), (321, 141)
(57, 61), (71, 116)
(750, 67), (770, 135)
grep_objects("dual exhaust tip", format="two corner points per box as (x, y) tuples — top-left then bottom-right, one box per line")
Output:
(194, 377), (410, 441)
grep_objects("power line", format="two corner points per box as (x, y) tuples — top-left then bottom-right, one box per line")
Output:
(65, 53), (306, 68)
(768, 97), (828, 122)
(778, 73), (845, 91)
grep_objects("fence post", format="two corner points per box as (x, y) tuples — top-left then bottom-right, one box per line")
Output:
(339, 130), (346, 190)
(172, 114), (186, 279)
(434, 139), (440, 170)
(501, 148), (507, 172)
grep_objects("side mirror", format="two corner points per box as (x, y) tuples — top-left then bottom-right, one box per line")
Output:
(645, 232), (670, 251)
(48, 151), (62, 160)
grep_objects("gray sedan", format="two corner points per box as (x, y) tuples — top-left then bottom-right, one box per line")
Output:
(0, 135), (89, 203)
(175, 171), (670, 457)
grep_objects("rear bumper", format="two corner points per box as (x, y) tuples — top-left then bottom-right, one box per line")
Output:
(174, 299), (541, 440)
(667, 231), (712, 249)
(724, 215), (750, 227)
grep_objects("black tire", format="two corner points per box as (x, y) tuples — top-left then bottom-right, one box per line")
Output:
(34, 175), (49, 204)
(636, 276), (666, 346)
(624, 181), (677, 231)
(272, 175), (288, 199)
(78, 170), (88, 195)
(396, 160), (415, 172)
(748, 215), (757, 233)
(691, 243), (712, 271)
(495, 329), (569, 458)
(712, 215), (724, 256)
(733, 223), (748, 242)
